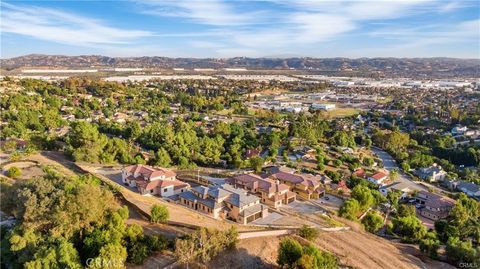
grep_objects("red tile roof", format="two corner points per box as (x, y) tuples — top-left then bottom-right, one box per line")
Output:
(124, 164), (176, 180)
(271, 172), (320, 188)
(370, 171), (388, 181)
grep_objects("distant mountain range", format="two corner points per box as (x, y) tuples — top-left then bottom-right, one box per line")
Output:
(1, 54), (479, 78)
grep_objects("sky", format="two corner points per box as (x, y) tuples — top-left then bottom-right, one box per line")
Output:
(1, 0), (479, 58)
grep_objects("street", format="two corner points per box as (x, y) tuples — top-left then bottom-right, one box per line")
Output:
(371, 147), (427, 192)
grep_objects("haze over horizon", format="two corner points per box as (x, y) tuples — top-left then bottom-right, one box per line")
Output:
(1, 0), (479, 59)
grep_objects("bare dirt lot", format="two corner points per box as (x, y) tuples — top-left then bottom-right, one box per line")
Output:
(209, 230), (455, 269)
(2, 161), (45, 180)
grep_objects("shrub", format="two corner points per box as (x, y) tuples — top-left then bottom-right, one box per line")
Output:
(361, 211), (384, 233)
(339, 199), (360, 220)
(277, 238), (303, 268)
(150, 205), (169, 223)
(6, 166), (21, 178)
(298, 225), (319, 241)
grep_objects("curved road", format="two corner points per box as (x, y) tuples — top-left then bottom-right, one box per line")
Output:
(371, 147), (427, 192)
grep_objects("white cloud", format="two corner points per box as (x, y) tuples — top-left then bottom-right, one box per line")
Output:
(139, 0), (267, 26)
(140, 0), (448, 56)
(0, 2), (153, 47)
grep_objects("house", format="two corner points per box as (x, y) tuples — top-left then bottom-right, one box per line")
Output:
(352, 168), (366, 178)
(122, 164), (190, 197)
(451, 125), (468, 136)
(331, 180), (350, 195)
(268, 170), (324, 199)
(178, 184), (268, 224)
(244, 148), (260, 159)
(368, 171), (388, 186)
(456, 181), (480, 198)
(0, 138), (27, 151)
(290, 146), (316, 160)
(230, 173), (296, 208)
(415, 191), (455, 221)
(379, 181), (413, 199)
(415, 164), (447, 182)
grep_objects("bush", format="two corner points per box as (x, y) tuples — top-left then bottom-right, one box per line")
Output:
(303, 244), (338, 269)
(150, 205), (169, 223)
(361, 211), (384, 233)
(339, 199), (360, 220)
(175, 227), (238, 265)
(277, 238), (303, 268)
(333, 159), (342, 167)
(391, 215), (427, 243)
(419, 233), (440, 259)
(6, 166), (21, 178)
(298, 225), (319, 241)
(278, 239), (339, 269)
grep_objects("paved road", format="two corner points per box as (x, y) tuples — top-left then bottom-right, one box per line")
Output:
(371, 147), (426, 192)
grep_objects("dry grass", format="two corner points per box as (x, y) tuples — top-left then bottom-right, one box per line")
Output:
(210, 228), (455, 269)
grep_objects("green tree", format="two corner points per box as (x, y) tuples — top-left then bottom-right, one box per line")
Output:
(66, 121), (107, 163)
(419, 232), (440, 259)
(93, 243), (127, 269)
(249, 156), (264, 173)
(386, 191), (401, 209)
(339, 199), (361, 220)
(298, 225), (319, 241)
(153, 147), (172, 167)
(150, 205), (169, 223)
(362, 211), (384, 233)
(400, 162), (410, 172)
(445, 237), (479, 266)
(302, 244), (338, 269)
(7, 166), (21, 178)
(277, 238), (303, 268)
(297, 254), (315, 269)
(392, 215), (427, 243)
(351, 185), (375, 210)
(363, 157), (374, 167)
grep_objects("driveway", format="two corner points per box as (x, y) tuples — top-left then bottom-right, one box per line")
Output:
(282, 201), (325, 214)
(314, 194), (344, 210)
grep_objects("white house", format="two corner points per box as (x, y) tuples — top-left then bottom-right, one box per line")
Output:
(451, 126), (468, 136)
(367, 171), (388, 186)
(415, 164), (447, 182)
(380, 181), (413, 199)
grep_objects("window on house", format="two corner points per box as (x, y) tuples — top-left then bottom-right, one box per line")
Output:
(163, 188), (167, 192)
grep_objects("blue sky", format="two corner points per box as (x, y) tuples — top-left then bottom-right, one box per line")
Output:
(1, 0), (479, 58)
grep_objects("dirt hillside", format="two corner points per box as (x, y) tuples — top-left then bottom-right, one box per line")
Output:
(209, 231), (455, 269)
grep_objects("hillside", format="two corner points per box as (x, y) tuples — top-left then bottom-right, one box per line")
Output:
(208, 232), (456, 269)
(1, 54), (479, 78)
